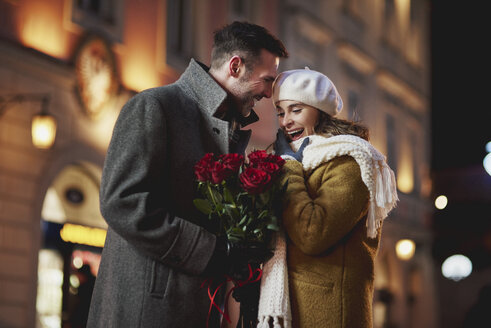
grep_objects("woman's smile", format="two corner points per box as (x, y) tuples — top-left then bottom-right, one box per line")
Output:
(286, 128), (305, 141)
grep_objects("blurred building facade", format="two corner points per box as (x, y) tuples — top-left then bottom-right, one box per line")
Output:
(0, 0), (436, 327)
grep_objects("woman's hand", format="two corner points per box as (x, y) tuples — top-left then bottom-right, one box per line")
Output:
(273, 129), (309, 162)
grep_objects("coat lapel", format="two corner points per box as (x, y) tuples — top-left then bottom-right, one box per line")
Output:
(177, 59), (259, 155)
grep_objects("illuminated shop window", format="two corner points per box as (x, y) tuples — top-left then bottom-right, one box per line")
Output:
(37, 162), (105, 327)
(36, 249), (63, 328)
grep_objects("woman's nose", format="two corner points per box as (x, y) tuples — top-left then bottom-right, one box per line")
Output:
(282, 115), (293, 127)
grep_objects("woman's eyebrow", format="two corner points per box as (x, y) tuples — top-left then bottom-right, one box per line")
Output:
(287, 102), (304, 109)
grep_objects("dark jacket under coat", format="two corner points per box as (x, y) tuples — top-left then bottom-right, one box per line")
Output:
(87, 59), (258, 328)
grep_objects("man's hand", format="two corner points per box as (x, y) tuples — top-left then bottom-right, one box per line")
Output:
(203, 237), (273, 279)
(274, 129), (310, 162)
(227, 241), (273, 280)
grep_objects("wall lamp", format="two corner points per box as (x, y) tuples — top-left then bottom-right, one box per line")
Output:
(0, 93), (57, 149)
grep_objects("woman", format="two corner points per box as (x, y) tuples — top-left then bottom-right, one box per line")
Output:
(257, 68), (398, 328)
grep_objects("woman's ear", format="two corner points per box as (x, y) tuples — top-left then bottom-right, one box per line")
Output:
(228, 55), (242, 77)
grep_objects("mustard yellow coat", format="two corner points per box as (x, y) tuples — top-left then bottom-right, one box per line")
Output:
(280, 155), (379, 328)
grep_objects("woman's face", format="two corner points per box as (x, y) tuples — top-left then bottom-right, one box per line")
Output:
(276, 100), (320, 142)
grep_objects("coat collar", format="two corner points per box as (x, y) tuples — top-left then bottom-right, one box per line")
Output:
(177, 59), (259, 127)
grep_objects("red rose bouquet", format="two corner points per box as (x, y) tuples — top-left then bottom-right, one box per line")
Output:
(193, 150), (285, 245)
(193, 150), (286, 328)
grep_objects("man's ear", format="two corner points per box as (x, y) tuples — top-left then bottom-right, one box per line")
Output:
(228, 55), (242, 77)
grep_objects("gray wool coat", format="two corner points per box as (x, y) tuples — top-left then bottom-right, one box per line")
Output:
(87, 59), (258, 328)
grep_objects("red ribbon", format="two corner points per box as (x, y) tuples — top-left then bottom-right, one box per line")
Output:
(201, 263), (263, 328)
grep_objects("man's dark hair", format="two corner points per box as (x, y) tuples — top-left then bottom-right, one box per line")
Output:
(210, 21), (288, 71)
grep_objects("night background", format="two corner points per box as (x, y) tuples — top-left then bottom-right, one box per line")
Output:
(0, 1), (489, 327)
(431, 0), (491, 272)
(431, 1), (490, 170)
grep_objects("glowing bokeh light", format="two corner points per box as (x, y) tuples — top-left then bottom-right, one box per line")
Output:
(72, 256), (83, 269)
(441, 254), (472, 281)
(60, 223), (106, 247)
(485, 141), (491, 153)
(484, 153), (491, 176)
(32, 114), (57, 149)
(396, 239), (416, 260)
(435, 195), (448, 210)
(69, 274), (80, 288)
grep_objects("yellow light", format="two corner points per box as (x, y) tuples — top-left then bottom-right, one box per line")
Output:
(121, 23), (161, 91)
(122, 57), (161, 92)
(60, 223), (106, 248)
(32, 114), (57, 149)
(396, 136), (414, 194)
(435, 195), (448, 210)
(19, 1), (68, 58)
(396, 239), (415, 260)
(397, 173), (414, 194)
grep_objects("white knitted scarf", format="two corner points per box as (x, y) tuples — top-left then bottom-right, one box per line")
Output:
(257, 231), (291, 328)
(257, 134), (398, 327)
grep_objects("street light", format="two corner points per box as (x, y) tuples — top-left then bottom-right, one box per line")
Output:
(441, 254), (472, 281)
(0, 94), (57, 149)
(396, 239), (416, 260)
(435, 195), (448, 210)
(483, 141), (491, 176)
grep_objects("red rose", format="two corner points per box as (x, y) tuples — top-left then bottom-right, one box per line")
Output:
(194, 153), (214, 182)
(219, 153), (244, 173)
(255, 162), (281, 178)
(210, 161), (229, 184)
(239, 167), (272, 195)
(267, 154), (285, 168)
(248, 150), (269, 166)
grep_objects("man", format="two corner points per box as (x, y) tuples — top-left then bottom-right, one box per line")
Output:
(87, 21), (288, 328)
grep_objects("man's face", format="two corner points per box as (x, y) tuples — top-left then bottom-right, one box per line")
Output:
(229, 49), (279, 116)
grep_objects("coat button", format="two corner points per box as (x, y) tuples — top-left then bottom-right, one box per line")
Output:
(212, 127), (220, 134)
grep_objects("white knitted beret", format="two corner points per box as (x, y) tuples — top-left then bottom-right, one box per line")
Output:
(272, 68), (343, 116)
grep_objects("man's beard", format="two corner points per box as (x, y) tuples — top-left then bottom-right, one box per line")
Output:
(230, 86), (254, 117)
(235, 73), (255, 117)
(238, 95), (254, 117)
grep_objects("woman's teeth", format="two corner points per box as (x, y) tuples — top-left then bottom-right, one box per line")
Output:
(287, 129), (304, 140)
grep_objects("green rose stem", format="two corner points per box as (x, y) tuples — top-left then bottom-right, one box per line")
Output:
(207, 182), (219, 210)
(207, 182), (227, 233)
(250, 195), (256, 236)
